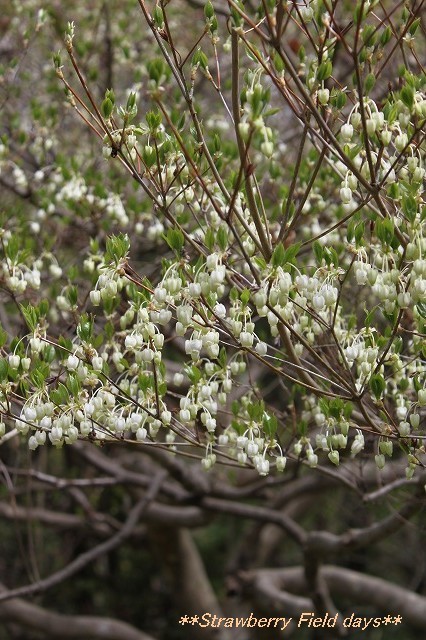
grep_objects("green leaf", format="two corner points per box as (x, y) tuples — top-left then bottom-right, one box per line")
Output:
(263, 107), (281, 117)
(319, 397), (329, 417)
(402, 194), (417, 222)
(354, 221), (365, 246)
(230, 1), (243, 26)
(0, 324), (7, 348)
(364, 73), (375, 94)
(67, 286), (78, 307)
(313, 241), (323, 265)
(364, 305), (377, 328)
(329, 398), (343, 419)
(330, 90), (347, 110)
(77, 315), (94, 342)
(105, 89), (115, 104)
(229, 287), (238, 302)
(263, 413), (277, 438)
(283, 242), (301, 263)
(254, 256), (267, 270)
(271, 243), (286, 268)
(164, 228), (184, 254)
(400, 85), (414, 109)
(324, 246), (339, 267)
(104, 321), (114, 341)
(317, 59), (332, 81)
(208, 15), (218, 33)
(105, 233), (130, 264)
(218, 347), (227, 368)
(146, 58), (169, 84)
(0, 358), (8, 381)
(346, 143), (363, 160)
(20, 304), (39, 332)
(343, 401), (353, 420)
(146, 109), (162, 131)
(248, 400), (264, 422)
(387, 182), (400, 200)
(375, 218), (394, 245)
(362, 24), (376, 45)
(138, 373), (154, 393)
(5, 235), (20, 262)
(240, 289), (250, 305)
(273, 51), (285, 72)
(212, 133), (221, 153)
(217, 226), (228, 252)
(346, 220), (355, 243)
(186, 365), (202, 384)
(56, 336), (73, 359)
(380, 25), (392, 45)
(409, 17), (421, 36)
(370, 373), (385, 399)
(30, 364), (49, 389)
(142, 144), (156, 167)
(93, 333), (104, 349)
(204, 227), (215, 251)
(44, 345), (56, 364)
(204, 1), (214, 19)
(101, 97), (113, 119)
(153, 5), (164, 26)
(416, 303), (426, 320)
(50, 383), (69, 406)
(192, 48), (208, 71)
(413, 375), (422, 393)
(52, 50), (62, 69)
(39, 299), (49, 317)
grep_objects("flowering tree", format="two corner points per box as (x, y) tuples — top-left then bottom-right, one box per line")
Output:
(0, 1), (425, 638)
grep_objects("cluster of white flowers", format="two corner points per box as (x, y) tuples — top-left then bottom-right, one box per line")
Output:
(2, 204), (422, 479)
(250, 266), (340, 349)
(16, 401), (78, 449)
(1, 2), (425, 484)
(0, 229), (65, 294)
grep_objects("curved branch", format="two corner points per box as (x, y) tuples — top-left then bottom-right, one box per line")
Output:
(0, 471), (167, 603)
(75, 442), (195, 500)
(243, 569), (312, 616)
(201, 496), (307, 545)
(0, 585), (155, 640)
(322, 566), (426, 628)
(306, 488), (424, 555)
(0, 500), (117, 535)
(0, 495), (209, 531)
(245, 566), (426, 630)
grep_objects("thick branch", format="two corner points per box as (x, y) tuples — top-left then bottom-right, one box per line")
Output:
(201, 496), (307, 545)
(0, 501), (118, 536)
(306, 489), (424, 555)
(245, 566), (426, 630)
(0, 584), (154, 640)
(148, 526), (231, 640)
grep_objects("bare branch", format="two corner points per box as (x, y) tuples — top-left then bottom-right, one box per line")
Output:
(245, 566), (426, 630)
(0, 584), (155, 640)
(201, 496), (307, 545)
(0, 471), (167, 603)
